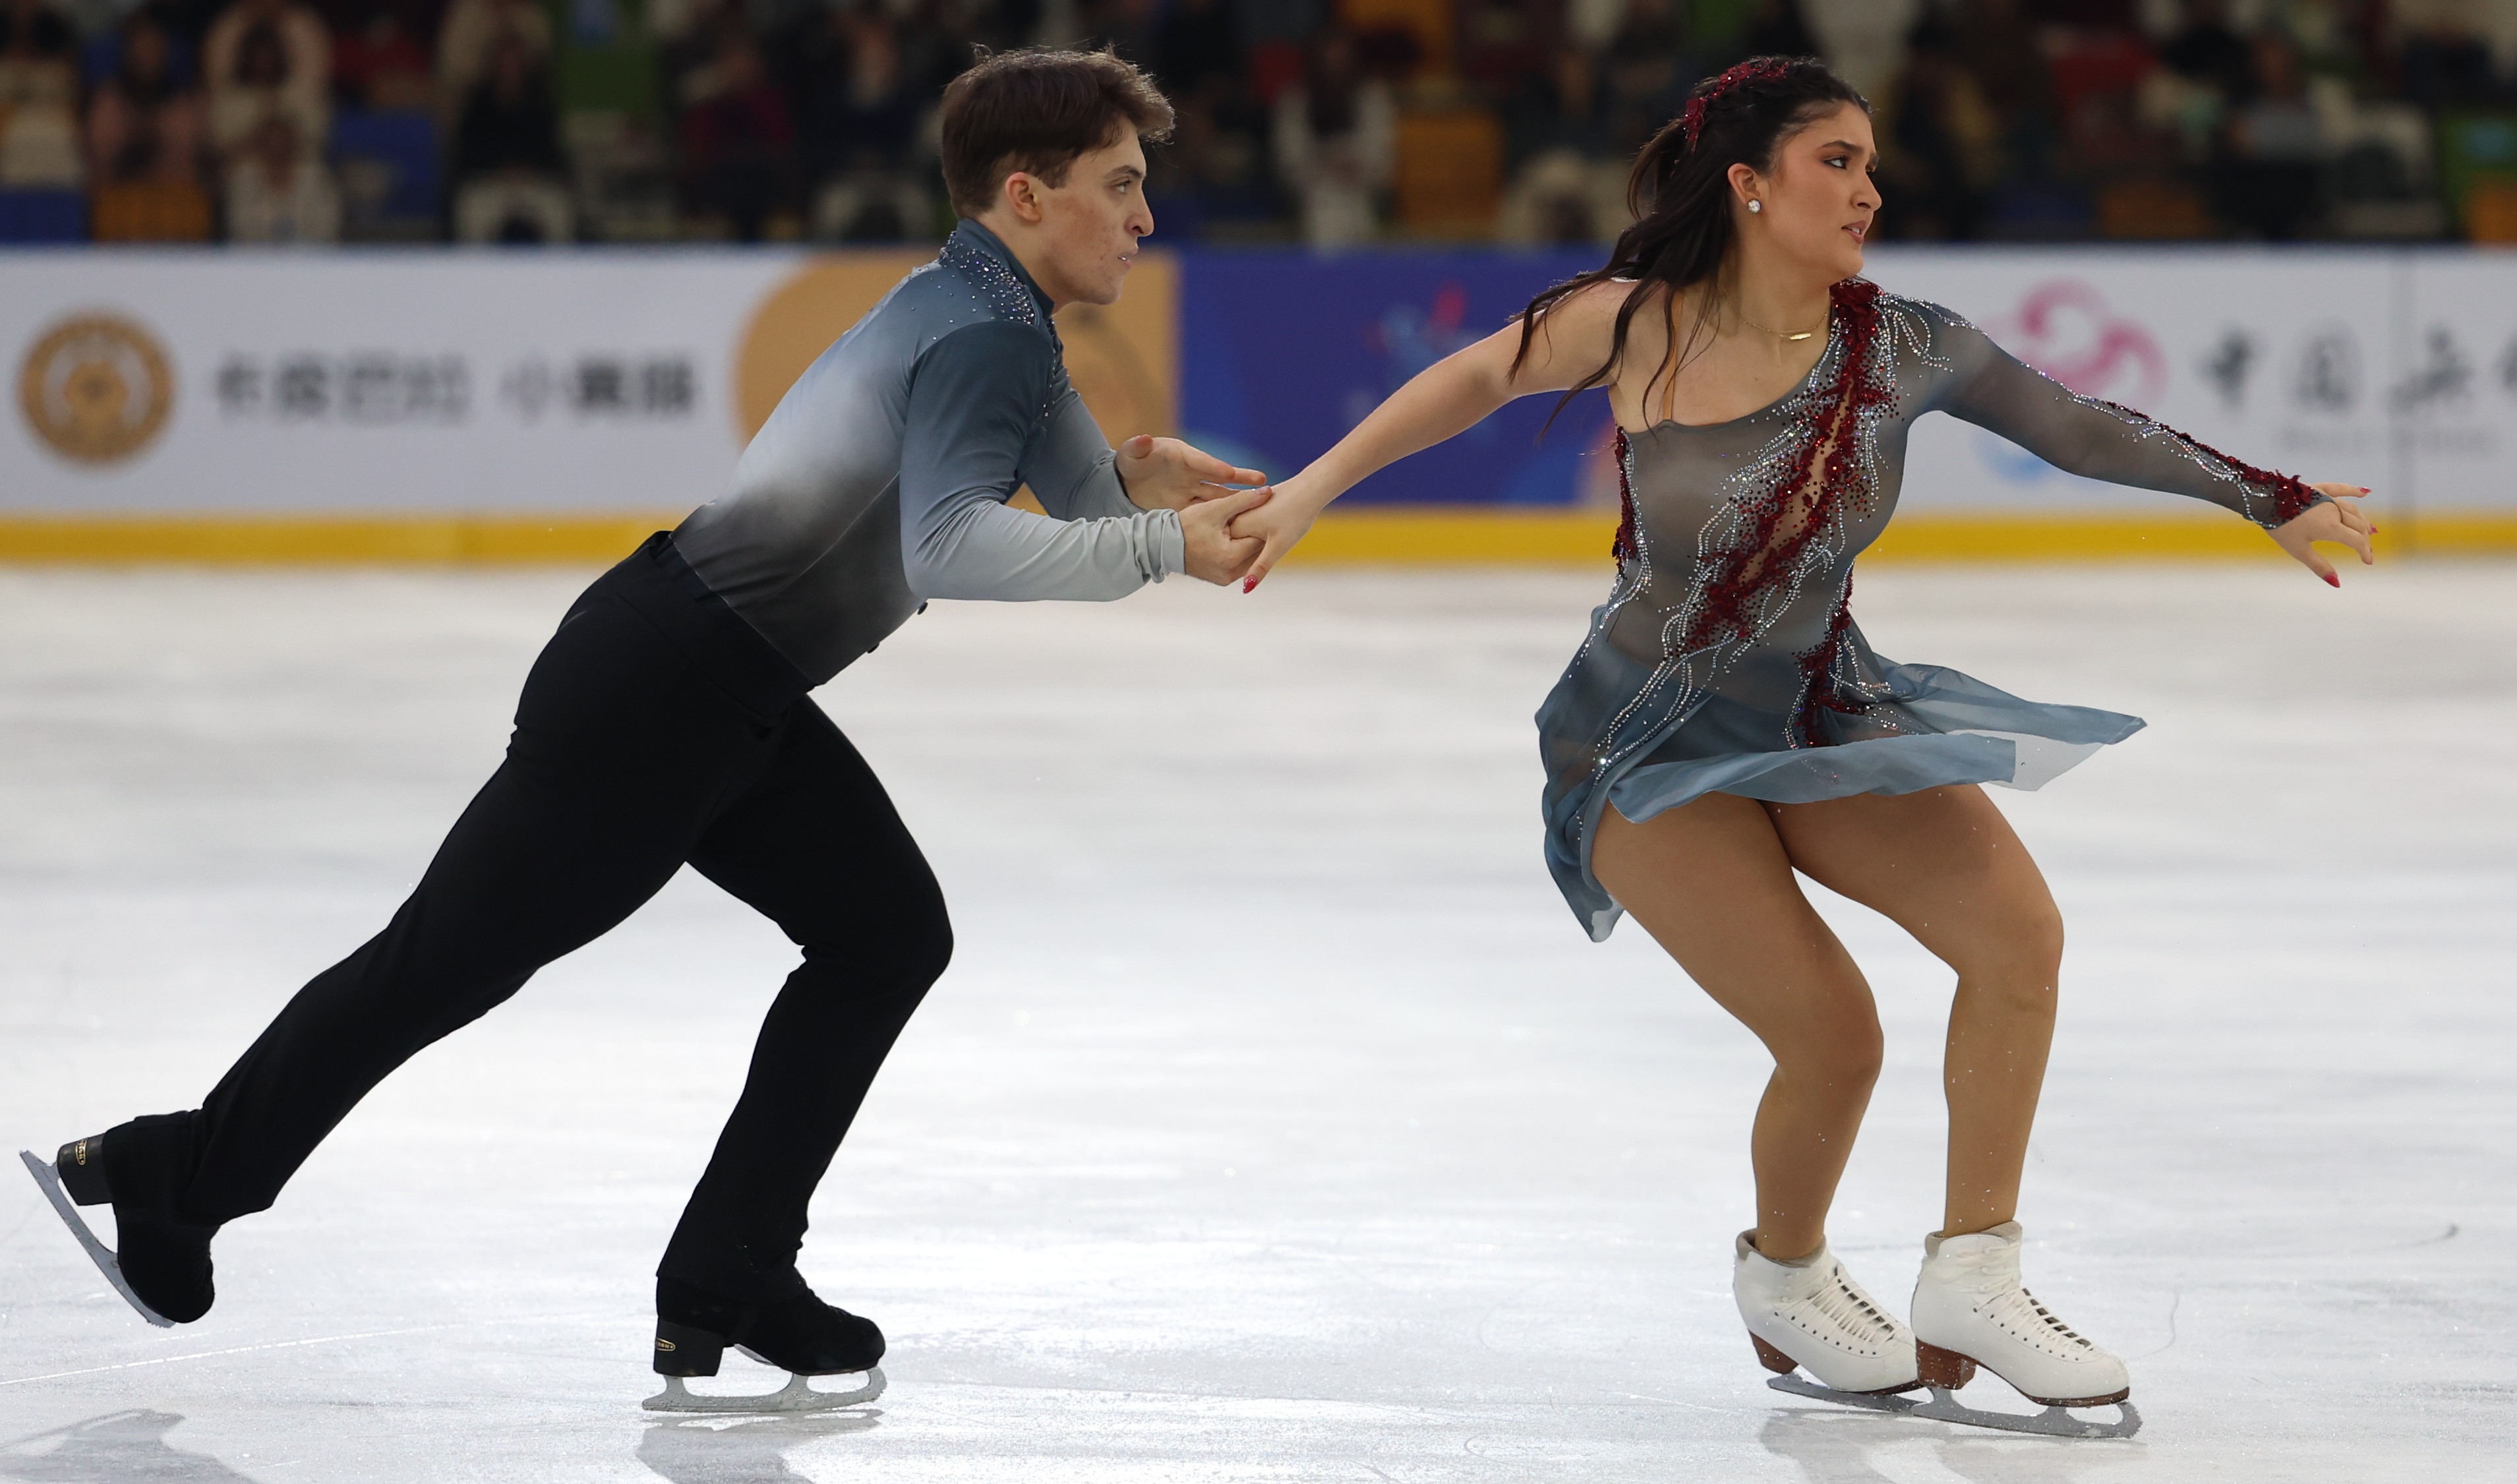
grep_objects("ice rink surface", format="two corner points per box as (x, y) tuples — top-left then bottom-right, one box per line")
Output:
(1, 560), (2510, 1483)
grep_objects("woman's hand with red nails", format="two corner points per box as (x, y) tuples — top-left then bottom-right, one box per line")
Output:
(2270, 484), (2377, 587)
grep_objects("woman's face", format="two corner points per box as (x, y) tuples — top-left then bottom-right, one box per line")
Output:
(1735, 103), (1880, 283)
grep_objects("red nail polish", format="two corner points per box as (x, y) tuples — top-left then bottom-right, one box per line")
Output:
(2324, 572), (2339, 587)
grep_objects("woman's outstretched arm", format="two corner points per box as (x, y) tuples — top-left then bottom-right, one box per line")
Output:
(1930, 311), (2377, 585)
(1232, 283), (1627, 590)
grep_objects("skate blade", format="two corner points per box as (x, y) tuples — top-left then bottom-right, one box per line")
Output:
(1767, 1375), (2140, 1439)
(641, 1366), (886, 1415)
(1765, 1374), (1924, 1415)
(1909, 1387), (2143, 1439)
(18, 1149), (175, 1329)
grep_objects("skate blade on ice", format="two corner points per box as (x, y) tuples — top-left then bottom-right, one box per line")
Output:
(1767, 1375), (2141, 1439)
(17, 1148), (175, 1328)
(643, 1366), (885, 1414)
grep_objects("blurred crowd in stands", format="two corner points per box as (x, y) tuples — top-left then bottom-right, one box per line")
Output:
(3, 0), (2515, 245)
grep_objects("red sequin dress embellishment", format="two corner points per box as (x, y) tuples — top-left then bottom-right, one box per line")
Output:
(1672, 280), (1890, 678)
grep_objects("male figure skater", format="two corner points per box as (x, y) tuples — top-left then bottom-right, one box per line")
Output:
(23, 47), (1266, 1403)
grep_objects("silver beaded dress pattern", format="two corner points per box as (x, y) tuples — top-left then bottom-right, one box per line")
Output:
(1538, 280), (2323, 939)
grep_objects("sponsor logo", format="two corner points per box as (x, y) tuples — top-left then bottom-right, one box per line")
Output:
(2391, 326), (2473, 414)
(17, 313), (176, 464)
(2291, 326), (2361, 414)
(1989, 281), (2168, 405)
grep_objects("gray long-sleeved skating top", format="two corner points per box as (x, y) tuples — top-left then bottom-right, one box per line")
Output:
(670, 220), (1185, 684)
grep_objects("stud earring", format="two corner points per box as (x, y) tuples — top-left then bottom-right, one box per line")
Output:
(1747, 199), (1763, 214)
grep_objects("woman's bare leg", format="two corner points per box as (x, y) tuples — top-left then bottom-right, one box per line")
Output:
(1591, 794), (1883, 1261)
(1766, 785), (2065, 1237)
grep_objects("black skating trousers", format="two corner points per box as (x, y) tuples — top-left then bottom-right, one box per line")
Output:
(179, 537), (951, 1303)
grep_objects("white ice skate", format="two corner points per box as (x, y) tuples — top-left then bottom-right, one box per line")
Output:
(1736, 1231), (1922, 1406)
(1901, 1222), (2140, 1439)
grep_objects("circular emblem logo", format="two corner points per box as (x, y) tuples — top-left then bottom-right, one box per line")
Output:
(18, 313), (175, 463)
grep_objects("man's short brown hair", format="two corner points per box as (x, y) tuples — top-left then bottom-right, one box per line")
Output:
(939, 47), (1174, 219)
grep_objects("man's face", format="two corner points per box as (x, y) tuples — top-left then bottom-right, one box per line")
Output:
(1015, 133), (1153, 308)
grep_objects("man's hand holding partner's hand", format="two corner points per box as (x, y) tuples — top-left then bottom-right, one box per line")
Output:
(1181, 486), (1272, 585)
(1117, 434), (1268, 512)
(1226, 469), (1331, 593)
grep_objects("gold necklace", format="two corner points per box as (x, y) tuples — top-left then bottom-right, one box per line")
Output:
(1734, 307), (1825, 341)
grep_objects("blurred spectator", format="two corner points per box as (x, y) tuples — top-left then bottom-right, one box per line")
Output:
(1941, 0), (2073, 233)
(659, 0), (744, 109)
(0, 0), (73, 78)
(1876, 9), (1996, 238)
(1601, 0), (1690, 158)
(1496, 146), (1625, 241)
(436, 0), (549, 117)
(1272, 24), (1393, 246)
(1156, 0), (1242, 96)
(1076, 0), (1158, 65)
(1951, 0), (2050, 133)
(2394, 0), (2507, 107)
(206, 0), (330, 165)
(1514, 42), (1605, 160)
(87, 9), (204, 184)
(2216, 28), (2325, 238)
(1, 0), (84, 192)
(1146, 0), (1273, 233)
(2160, 0), (2253, 98)
(225, 111), (341, 237)
(332, 0), (436, 111)
(679, 30), (792, 239)
(1459, 0), (1553, 109)
(453, 28), (562, 175)
(1496, 40), (1619, 243)
(792, 1), (920, 182)
(450, 27), (571, 239)
(1743, 0), (1819, 62)
(782, 0), (933, 238)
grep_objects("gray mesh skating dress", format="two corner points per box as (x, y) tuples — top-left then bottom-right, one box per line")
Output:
(1539, 280), (2325, 940)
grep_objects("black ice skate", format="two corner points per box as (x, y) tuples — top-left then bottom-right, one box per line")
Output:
(18, 1117), (219, 1327)
(643, 1276), (886, 1413)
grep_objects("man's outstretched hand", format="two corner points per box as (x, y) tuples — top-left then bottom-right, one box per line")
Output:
(1117, 434), (1268, 512)
(1181, 486), (1272, 585)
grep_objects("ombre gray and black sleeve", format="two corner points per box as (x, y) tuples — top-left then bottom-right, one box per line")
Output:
(899, 320), (1184, 601)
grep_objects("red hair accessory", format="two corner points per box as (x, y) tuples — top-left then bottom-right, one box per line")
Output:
(1680, 59), (1795, 150)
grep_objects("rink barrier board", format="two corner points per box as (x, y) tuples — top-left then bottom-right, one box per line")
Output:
(1, 510), (2508, 564)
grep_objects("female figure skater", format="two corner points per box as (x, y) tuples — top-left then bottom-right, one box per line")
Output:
(1230, 57), (2373, 1422)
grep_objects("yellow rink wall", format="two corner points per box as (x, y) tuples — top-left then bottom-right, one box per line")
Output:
(1, 507), (2508, 566)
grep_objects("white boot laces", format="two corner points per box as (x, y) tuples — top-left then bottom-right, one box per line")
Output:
(1805, 1261), (1900, 1350)
(1986, 1282), (2094, 1356)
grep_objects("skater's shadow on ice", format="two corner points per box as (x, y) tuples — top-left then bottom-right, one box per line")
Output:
(0, 1410), (262, 1483)
(1760, 1410), (2139, 1483)
(637, 1412), (881, 1484)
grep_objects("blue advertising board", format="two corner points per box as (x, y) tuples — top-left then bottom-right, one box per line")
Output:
(1177, 248), (1616, 506)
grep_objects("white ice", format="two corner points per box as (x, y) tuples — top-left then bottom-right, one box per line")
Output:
(1, 562), (2510, 1481)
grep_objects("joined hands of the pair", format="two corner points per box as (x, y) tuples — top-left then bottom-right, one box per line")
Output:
(1115, 434), (1274, 585)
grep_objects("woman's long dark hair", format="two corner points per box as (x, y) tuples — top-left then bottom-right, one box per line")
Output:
(1514, 56), (1868, 425)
